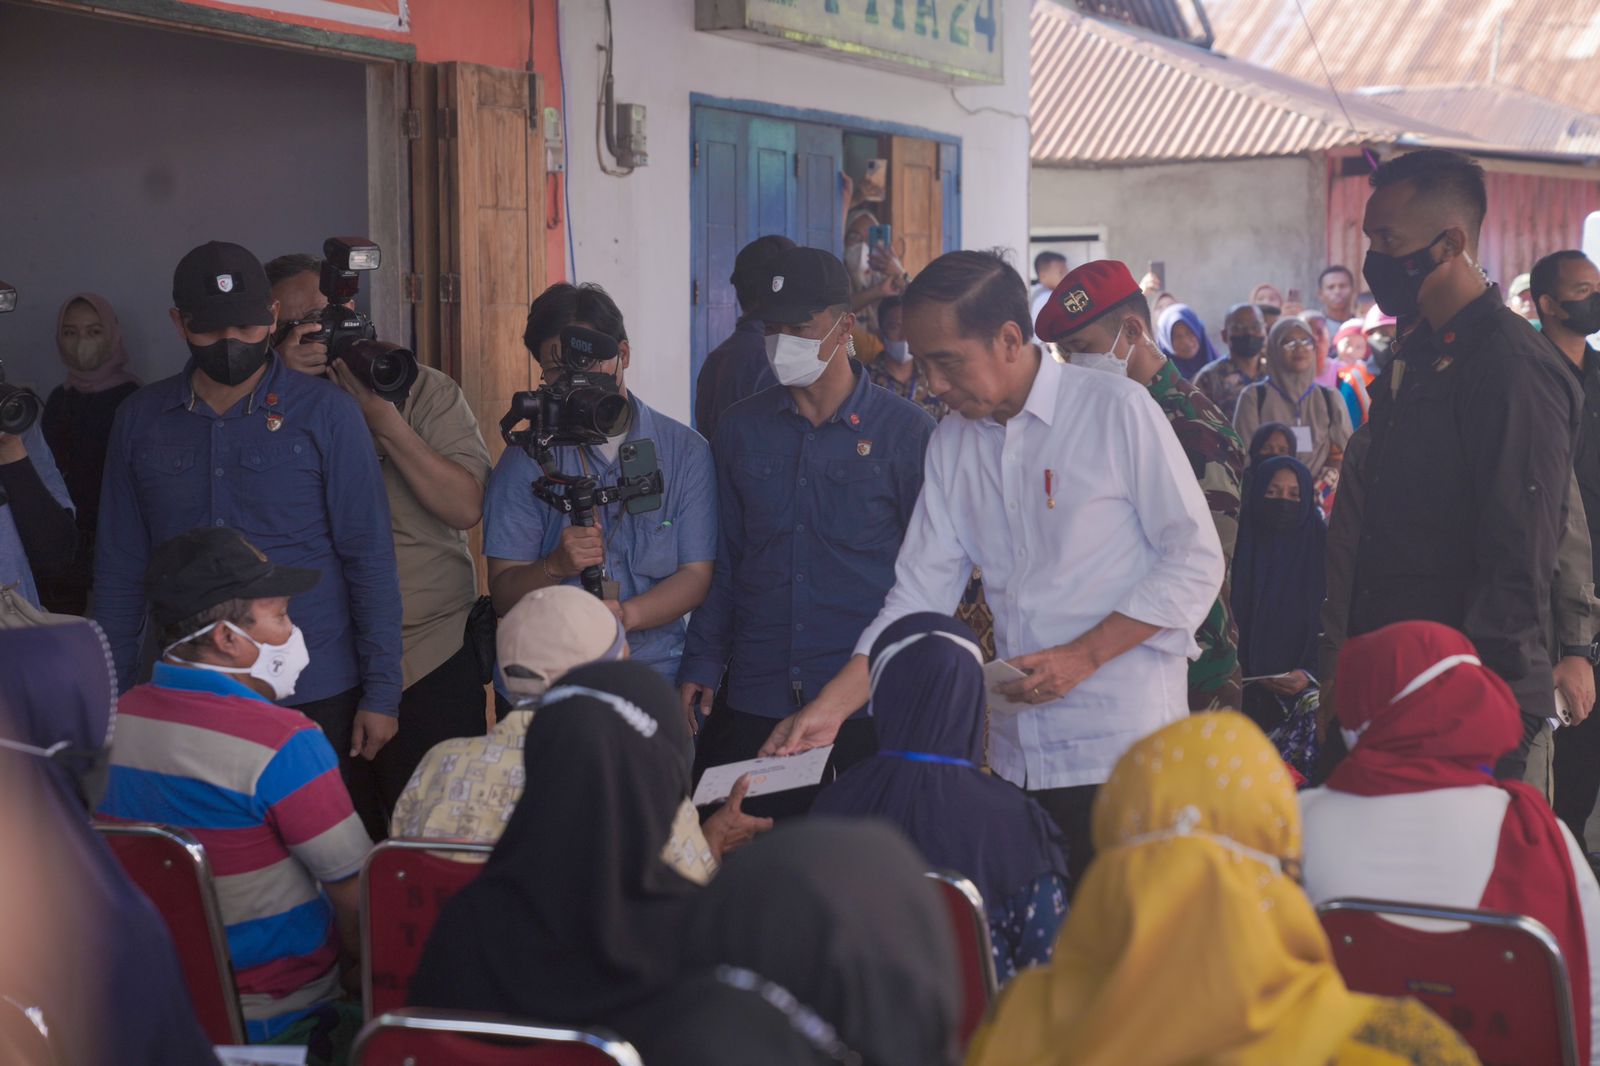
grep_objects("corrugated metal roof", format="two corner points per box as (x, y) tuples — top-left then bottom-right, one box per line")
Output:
(1073, 0), (1213, 45)
(1030, 2), (1472, 167)
(1203, 0), (1600, 120)
(1353, 82), (1600, 155)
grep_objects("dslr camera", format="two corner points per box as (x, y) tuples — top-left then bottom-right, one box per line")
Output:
(0, 281), (42, 436)
(275, 237), (419, 403)
(500, 325), (629, 450)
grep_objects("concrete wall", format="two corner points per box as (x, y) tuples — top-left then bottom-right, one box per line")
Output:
(1030, 155), (1328, 341)
(0, 3), (368, 392)
(558, 0), (1033, 425)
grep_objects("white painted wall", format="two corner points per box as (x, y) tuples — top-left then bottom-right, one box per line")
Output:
(1030, 156), (1329, 341)
(0, 2), (368, 393)
(557, 0), (1033, 425)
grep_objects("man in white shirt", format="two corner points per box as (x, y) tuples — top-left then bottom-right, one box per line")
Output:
(1029, 251), (1068, 327)
(763, 253), (1224, 883)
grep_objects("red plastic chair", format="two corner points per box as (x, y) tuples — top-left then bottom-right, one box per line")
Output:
(924, 870), (1000, 1051)
(351, 1008), (642, 1065)
(361, 839), (495, 1019)
(94, 822), (245, 1044)
(1319, 897), (1580, 1066)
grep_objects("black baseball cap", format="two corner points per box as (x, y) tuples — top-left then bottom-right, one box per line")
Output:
(731, 234), (796, 310)
(761, 246), (852, 326)
(172, 241), (276, 333)
(145, 527), (319, 627)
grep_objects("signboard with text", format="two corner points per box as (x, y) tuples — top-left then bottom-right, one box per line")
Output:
(696, 0), (1003, 84)
(215, 0), (407, 31)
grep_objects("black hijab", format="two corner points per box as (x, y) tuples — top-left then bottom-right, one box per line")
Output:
(1233, 455), (1326, 679)
(679, 819), (962, 1066)
(612, 967), (858, 1066)
(408, 660), (698, 1022)
(0, 622), (218, 1066)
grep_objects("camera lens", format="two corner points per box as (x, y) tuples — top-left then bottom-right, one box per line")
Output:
(341, 340), (419, 403)
(591, 392), (629, 436)
(0, 384), (41, 436)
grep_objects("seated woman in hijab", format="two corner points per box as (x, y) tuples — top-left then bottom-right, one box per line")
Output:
(1302, 620), (1600, 1061)
(0, 622), (217, 1066)
(617, 819), (961, 1066)
(968, 712), (1480, 1066)
(811, 613), (1068, 982)
(1156, 302), (1222, 380)
(1233, 457), (1326, 767)
(1233, 316), (1355, 516)
(408, 660), (703, 1025)
(39, 293), (141, 613)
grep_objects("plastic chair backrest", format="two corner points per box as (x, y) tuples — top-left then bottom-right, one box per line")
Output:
(352, 1008), (643, 1066)
(1319, 897), (1579, 1066)
(924, 870), (999, 1051)
(93, 822), (245, 1044)
(361, 839), (495, 1019)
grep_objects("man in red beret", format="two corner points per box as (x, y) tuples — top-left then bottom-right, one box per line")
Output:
(1038, 260), (1246, 717)
(761, 251), (1224, 885)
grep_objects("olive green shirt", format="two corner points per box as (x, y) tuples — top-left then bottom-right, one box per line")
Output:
(378, 364), (493, 688)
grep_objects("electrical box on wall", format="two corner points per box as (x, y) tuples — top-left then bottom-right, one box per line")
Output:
(543, 105), (565, 173)
(614, 103), (648, 168)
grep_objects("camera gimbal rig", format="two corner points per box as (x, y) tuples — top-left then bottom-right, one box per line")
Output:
(526, 446), (663, 598)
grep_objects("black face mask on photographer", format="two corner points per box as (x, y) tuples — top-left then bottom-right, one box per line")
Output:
(190, 334), (272, 387)
(1363, 231), (1449, 319)
(1555, 294), (1600, 337)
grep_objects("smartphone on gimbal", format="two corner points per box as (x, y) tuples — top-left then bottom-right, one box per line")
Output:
(620, 440), (662, 515)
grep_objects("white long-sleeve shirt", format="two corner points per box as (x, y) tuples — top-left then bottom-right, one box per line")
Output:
(1302, 785), (1600, 1057)
(855, 354), (1225, 789)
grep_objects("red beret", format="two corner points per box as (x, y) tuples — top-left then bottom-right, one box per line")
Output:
(1034, 260), (1141, 343)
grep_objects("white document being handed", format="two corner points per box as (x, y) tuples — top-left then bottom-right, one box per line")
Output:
(982, 658), (1027, 693)
(692, 744), (834, 806)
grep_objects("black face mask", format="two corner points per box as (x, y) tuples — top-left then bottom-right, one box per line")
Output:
(189, 335), (271, 386)
(1260, 497), (1302, 533)
(1363, 231), (1448, 318)
(1558, 294), (1600, 337)
(1227, 334), (1264, 361)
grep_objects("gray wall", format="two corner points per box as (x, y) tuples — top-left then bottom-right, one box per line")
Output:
(0, 3), (369, 393)
(1030, 155), (1329, 342)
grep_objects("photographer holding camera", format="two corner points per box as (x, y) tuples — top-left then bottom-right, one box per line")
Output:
(94, 241), (402, 837)
(484, 283), (715, 690)
(267, 253), (493, 806)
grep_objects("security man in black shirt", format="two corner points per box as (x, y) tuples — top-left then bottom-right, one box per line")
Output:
(1353, 150), (1581, 780)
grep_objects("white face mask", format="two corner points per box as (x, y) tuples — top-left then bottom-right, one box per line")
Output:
(165, 620), (311, 701)
(1067, 323), (1131, 377)
(765, 315), (844, 389)
(883, 339), (912, 364)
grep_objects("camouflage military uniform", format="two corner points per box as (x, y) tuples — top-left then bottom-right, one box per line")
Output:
(1147, 359), (1246, 711)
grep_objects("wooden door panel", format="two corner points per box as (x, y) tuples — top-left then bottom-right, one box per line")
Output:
(891, 135), (942, 278)
(440, 61), (544, 469)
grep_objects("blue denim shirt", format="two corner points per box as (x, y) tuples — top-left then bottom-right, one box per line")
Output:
(483, 393), (717, 683)
(694, 315), (775, 443)
(93, 355), (403, 714)
(679, 366), (936, 717)
(0, 422), (74, 608)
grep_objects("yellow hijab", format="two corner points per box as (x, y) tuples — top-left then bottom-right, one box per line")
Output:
(968, 712), (1377, 1066)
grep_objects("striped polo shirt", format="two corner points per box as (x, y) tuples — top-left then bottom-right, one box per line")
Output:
(99, 663), (371, 1040)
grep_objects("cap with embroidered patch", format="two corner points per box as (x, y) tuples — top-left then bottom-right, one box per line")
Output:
(172, 241), (275, 333)
(761, 246), (852, 326)
(1034, 259), (1142, 343)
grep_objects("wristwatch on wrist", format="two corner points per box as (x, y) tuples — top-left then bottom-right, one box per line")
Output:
(1561, 640), (1600, 666)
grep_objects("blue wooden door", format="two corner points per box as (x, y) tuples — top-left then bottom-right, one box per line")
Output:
(690, 107), (842, 422)
(940, 141), (962, 253)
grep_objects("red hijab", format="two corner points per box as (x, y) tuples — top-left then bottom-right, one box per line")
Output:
(1332, 620), (1590, 1064)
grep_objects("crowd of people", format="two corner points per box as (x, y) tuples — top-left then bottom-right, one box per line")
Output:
(4, 146), (1600, 1065)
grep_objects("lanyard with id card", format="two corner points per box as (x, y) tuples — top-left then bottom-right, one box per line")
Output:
(1292, 424), (1314, 454)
